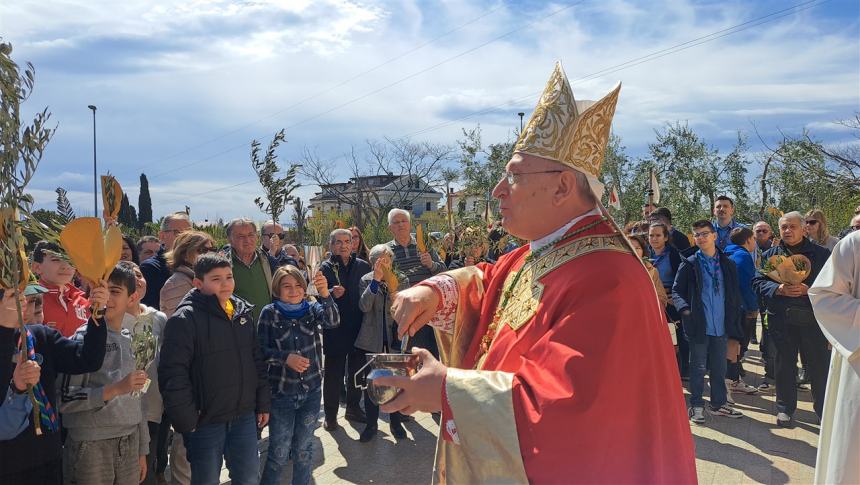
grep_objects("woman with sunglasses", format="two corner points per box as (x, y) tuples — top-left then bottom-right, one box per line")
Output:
(159, 231), (217, 318)
(804, 209), (840, 251)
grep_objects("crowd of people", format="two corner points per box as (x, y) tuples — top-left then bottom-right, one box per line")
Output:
(1, 193), (858, 485)
(627, 199), (859, 429)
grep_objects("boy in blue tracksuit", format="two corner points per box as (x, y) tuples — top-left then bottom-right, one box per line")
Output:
(723, 227), (760, 396)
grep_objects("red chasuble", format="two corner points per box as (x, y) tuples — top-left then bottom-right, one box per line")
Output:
(429, 215), (697, 484)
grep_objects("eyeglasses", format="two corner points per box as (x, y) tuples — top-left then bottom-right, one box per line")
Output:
(503, 170), (563, 185)
(692, 231), (714, 239)
(263, 233), (286, 240)
(804, 220), (820, 226)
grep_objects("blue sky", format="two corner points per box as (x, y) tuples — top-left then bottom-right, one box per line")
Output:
(3, 0), (858, 222)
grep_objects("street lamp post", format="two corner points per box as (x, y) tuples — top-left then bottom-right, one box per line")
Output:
(88, 105), (98, 217)
(518, 112), (525, 132)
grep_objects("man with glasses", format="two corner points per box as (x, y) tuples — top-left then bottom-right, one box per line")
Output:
(673, 220), (745, 424)
(261, 220), (299, 268)
(223, 218), (279, 323)
(373, 63), (696, 483)
(140, 212), (191, 309)
(753, 211), (831, 427)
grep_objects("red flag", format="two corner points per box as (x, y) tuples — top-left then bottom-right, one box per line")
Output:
(609, 185), (621, 210)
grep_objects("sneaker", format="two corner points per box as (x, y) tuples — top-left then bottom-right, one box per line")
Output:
(709, 404), (743, 418)
(728, 379), (759, 395)
(726, 387), (735, 405)
(757, 382), (772, 392)
(776, 412), (792, 427)
(689, 406), (705, 424)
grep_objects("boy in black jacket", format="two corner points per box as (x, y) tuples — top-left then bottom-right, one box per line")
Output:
(159, 253), (271, 485)
(0, 283), (108, 484)
(672, 220), (745, 425)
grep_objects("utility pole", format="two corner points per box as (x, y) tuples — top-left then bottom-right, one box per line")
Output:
(88, 105), (98, 217)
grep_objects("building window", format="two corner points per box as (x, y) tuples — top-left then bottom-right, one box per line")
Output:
(426, 201), (432, 211)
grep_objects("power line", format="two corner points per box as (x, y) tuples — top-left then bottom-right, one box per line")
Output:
(406, 0), (828, 138)
(145, 1), (586, 180)
(153, 0), (829, 203)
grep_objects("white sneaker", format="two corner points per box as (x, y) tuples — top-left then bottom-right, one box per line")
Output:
(777, 412), (792, 427)
(689, 406), (705, 424)
(726, 388), (735, 404)
(728, 378), (759, 395)
(709, 404), (743, 418)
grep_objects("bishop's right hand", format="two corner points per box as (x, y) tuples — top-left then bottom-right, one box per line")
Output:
(391, 285), (439, 339)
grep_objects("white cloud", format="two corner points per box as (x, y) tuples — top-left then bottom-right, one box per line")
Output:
(6, 0), (858, 219)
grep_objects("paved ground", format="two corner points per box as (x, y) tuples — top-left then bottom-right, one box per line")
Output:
(212, 328), (819, 484)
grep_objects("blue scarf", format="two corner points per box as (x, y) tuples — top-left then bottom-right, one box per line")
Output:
(273, 300), (310, 319)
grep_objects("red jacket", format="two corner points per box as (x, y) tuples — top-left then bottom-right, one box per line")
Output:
(40, 281), (89, 337)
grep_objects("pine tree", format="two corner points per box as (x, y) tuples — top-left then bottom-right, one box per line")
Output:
(138, 173), (152, 228)
(118, 193), (138, 227)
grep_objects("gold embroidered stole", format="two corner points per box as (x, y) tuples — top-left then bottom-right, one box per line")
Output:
(478, 233), (632, 369)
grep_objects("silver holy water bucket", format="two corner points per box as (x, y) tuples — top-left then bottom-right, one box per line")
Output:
(354, 353), (420, 405)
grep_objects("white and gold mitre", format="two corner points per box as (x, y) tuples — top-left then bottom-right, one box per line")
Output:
(514, 61), (621, 197)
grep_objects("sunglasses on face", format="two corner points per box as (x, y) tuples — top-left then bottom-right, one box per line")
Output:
(198, 246), (216, 253)
(263, 233), (287, 240)
(804, 220), (819, 226)
(754, 229), (770, 233)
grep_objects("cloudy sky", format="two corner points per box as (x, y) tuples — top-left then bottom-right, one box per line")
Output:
(3, 0), (858, 223)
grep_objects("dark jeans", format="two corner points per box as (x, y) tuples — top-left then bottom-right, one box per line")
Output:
(770, 322), (830, 417)
(761, 314), (775, 379)
(323, 349), (363, 421)
(688, 334), (728, 408)
(156, 414), (171, 474)
(358, 351), (403, 429)
(407, 325), (439, 358)
(0, 457), (62, 485)
(142, 421), (161, 485)
(261, 389), (321, 485)
(183, 413), (260, 485)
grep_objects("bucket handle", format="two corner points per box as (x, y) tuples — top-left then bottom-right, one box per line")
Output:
(353, 355), (376, 390)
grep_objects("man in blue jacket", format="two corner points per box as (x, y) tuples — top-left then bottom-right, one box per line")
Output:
(672, 220), (745, 424)
(724, 227), (760, 397)
(752, 211), (831, 427)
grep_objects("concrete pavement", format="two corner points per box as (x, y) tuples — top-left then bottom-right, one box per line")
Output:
(213, 335), (819, 484)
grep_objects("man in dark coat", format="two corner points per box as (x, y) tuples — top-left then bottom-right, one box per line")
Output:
(752, 211), (831, 427)
(319, 228), (371, 430)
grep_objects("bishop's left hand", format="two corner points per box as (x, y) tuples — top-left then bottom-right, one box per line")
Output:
(376, 348), (446, 415)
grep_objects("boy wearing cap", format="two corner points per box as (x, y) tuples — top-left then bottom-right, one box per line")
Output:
(0, 282), (109, 484)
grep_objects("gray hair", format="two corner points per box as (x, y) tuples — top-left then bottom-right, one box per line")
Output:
(571, 169), (598, 205)
(778, 211), (804, 226)
(368, 244), (394, 266)
(160, 212), (191, 231)
(329, 228), (352, 246)
(226, 218), (257, 237)
(387, 208), (411, 225)
(261, 220), (283, 234)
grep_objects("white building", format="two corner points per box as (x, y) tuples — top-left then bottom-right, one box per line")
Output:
(309, 174), (443, 217)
